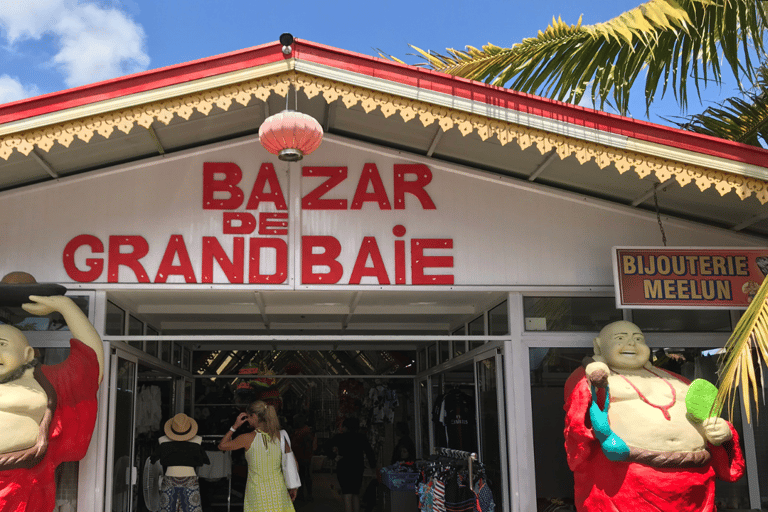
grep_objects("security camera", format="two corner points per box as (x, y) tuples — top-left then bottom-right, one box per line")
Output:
(280, 33), (294, 55)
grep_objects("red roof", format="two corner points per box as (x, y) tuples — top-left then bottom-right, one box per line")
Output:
(1, 38), (766, 168)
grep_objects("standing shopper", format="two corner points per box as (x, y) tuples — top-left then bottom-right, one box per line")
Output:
(291, 413), (317, 501)
(152, 413), (210, 512)
(219, 400), (297, 512)
(330, 417), (377, 512)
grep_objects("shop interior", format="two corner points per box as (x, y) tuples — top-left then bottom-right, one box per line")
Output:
(134, 350), (420, 512)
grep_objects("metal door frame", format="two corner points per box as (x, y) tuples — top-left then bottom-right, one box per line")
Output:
(104, 348), (139, 512)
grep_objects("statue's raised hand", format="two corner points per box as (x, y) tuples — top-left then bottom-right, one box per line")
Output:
(21, 295), (76, 316)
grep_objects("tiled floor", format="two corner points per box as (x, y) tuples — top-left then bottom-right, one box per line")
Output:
(293, 472), (387, 512)
(201, 470), (396, 512)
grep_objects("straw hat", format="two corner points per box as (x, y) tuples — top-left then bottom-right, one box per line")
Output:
(164, 413), (198, 441)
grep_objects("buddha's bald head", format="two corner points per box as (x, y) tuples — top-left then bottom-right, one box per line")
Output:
(0, 325), (34, 380)
(594, 321), (651, 370)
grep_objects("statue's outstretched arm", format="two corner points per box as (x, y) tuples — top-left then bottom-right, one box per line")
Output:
(23, 295), (104, 383)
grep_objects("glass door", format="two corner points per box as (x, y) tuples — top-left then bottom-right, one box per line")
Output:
(105, 350), (139, 512)
(475, 349), (507, 512)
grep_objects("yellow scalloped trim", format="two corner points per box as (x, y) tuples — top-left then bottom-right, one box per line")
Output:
(1, 72), (766, 203)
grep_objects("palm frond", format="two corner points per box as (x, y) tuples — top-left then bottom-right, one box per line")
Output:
(375, 49), (408, 65)
(403, 0), (766, 116)
(673, 65), (768, 146)
(717, 276), (768, 423)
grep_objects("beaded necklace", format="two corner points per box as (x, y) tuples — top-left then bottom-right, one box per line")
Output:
(614, 367), (677, 421)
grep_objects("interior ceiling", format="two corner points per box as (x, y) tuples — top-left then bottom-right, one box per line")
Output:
(4, 79), (768, 335)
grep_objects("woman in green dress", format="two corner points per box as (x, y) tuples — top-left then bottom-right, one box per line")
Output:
(219, 401), (297, 512)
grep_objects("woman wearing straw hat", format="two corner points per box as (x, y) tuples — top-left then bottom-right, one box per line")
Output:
(151, 413), (210, 512)
(218, 400), (297, 512)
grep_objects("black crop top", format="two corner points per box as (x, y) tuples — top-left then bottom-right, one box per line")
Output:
(150, 441), (211, 469)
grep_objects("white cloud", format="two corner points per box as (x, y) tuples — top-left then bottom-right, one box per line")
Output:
(0, 0), (68, 43)
(0, 75), (40, 103)
(53, 4), (149, 87)
(0, 0), (149, 91)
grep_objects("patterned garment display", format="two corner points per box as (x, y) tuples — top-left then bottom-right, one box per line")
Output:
(368, 384), (399, 423)
(159, 476), (203, 512)
(474, 478), (495, 512)
(244, 431), (295, 512)
(416, 460), (496, 512)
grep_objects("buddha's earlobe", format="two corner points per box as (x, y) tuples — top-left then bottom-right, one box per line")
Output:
(593, 338), (602, 356)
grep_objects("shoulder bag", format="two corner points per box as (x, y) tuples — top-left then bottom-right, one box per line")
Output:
(280, 430), (302, 489)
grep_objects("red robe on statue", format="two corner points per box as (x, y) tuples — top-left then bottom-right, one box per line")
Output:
(564, 367), (744, 512)
(0, 339), (100, 512)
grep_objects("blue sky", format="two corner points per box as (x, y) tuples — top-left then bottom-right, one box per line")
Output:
(0, 0), (740, 125)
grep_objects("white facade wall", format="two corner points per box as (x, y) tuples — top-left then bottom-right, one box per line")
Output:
(0, 135), (762, 286)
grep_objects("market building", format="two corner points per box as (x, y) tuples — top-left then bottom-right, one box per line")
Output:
(1, 36), (767, 512)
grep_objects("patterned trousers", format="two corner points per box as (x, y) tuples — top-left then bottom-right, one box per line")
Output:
(159, 476), (203, 512)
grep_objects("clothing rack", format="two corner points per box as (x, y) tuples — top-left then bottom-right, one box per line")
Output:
(200, 434), (231, 512)
(433, 447), (478, 483)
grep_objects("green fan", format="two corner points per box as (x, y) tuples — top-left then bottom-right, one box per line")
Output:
(686, 379), (721, 423)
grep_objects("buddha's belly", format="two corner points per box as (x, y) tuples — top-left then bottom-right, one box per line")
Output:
(0, 412), (42, 453)
(608, 399), (706, 452)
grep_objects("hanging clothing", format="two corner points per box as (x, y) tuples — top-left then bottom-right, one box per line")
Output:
(367, 384), (399, 424)
(433, 389), (477, 452)
(136, 385), (162, 434)
(243, 431), (295, 512)
(416, 460), (495, 512)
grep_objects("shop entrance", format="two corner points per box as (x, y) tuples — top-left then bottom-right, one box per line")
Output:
(99, 289), (511, 512)
(112, 342), (504, 512)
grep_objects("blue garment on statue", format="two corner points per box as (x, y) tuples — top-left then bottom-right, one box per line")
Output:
(589, 384), (630, 462)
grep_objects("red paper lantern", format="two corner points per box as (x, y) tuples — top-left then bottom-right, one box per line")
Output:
(258, 110), (323, 161)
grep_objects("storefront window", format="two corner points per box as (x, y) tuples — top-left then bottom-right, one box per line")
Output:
(440, 340), (450, 363)
(523, 296), (622, 331)
(477, 354), (503, 508)
(419, 379), (430, 458)
(529, 346), (749, 510)
(428, 343), (438, 367)
(173, 342), (182, 367)
(105, 301), (125, 336)
(452, 326), (466, 357)
(489, 301), (509, 335)
(161, 341), (172, 363)
(631, 308), (732, 332)
(128, 315), (143, 349)
(0, 295), (89, 331)
(145, 325), (159, 358)
(469, 315), (485, 350)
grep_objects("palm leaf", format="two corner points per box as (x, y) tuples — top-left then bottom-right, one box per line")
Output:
(673, 66), (768, 147)
(400, 0), (766, 116)
(717, 275), (768, 423)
